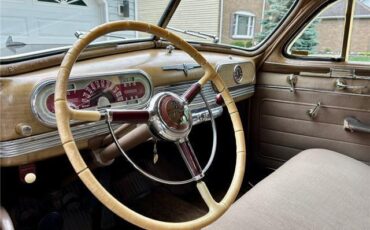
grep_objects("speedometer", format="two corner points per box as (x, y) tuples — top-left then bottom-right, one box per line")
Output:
(31, 70), (152, 127)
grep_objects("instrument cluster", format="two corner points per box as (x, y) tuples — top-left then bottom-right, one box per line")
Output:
(31, 70), (152, 127)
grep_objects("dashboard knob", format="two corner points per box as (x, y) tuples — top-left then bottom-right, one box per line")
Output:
(15, 123), (32, 137)
(19, 164), (36, 184)
(24, 173), (36, 184)
(215, 93), (224, 105)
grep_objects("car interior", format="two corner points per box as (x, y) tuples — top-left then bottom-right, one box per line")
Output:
(0, 0), (369, 229)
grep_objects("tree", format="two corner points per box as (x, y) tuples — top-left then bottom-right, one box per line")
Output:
(255, 0), (295, 42)
(291, 19), (319, 52)
(256, 0), (319, 52)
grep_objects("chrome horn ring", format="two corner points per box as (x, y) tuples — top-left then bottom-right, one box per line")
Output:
(106, 91), (218, 185)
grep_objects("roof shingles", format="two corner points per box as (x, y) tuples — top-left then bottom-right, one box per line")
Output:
(320, 0), (370, 17)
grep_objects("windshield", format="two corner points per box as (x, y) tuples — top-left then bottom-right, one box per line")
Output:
(0, 0), (169, 57)
(0, 0), (296, 58)
(168, 0), (297, 49)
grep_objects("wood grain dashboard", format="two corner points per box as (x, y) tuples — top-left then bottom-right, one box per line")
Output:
(0, 49), (255, 166)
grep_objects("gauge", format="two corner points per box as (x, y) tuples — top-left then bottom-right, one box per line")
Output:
(31, 70), (152, 127)
(233, 65), (243, 84)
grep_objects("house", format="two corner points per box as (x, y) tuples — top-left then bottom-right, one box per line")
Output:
(137, 0), (221, 42)
(361, 0), (370, 7)
(220, 0), (265, 46)
(136, 0), (266, 46)
(0, 0), (136, 53)
(316, 0), (370, 54)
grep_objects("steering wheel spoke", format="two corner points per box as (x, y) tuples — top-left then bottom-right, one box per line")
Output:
(106, 109), (150, 124)
(68, 107), (150, 124)
(182, 82), (202, 104)
(69, 108), (102, 122)
(176, 138), (204, 180)
(196, 181), (223, 213)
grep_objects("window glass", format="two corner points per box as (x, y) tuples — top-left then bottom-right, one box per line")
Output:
(167, 0), (296, 49)
(0, 0), (169, 57)
(349, 0), (370, 63)
(287, 0), (347, 58)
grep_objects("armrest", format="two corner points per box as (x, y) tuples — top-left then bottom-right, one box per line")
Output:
(344, 117), (370, 134)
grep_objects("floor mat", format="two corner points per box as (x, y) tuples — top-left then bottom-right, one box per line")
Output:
(130, 189), (208, 222)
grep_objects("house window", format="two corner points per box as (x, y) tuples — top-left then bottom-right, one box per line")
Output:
(38, 0), (87, 6)
(118, 0), (130, 17)
(232, 11), (255, 39)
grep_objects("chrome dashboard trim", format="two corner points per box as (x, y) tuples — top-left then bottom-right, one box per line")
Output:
(0, 121), (120, 158)
(1, 83), (254, 158)
(154, 81), (217, 109)
(229, 84), (255, 99)
(30, 69), (153, 127)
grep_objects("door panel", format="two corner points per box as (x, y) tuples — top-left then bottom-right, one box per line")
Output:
(251, 72), (370, 169)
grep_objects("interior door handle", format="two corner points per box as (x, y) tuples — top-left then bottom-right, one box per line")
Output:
(344, 117), (370, 134)
(336, 79), (367, 90)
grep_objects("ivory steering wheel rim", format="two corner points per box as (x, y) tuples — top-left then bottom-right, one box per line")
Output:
(55, 21), (246, 230)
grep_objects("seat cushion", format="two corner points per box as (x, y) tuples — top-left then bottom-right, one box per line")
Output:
(207, 149), (370, 229)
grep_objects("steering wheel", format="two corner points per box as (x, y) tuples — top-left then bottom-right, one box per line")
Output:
(55, 21), (246, 229)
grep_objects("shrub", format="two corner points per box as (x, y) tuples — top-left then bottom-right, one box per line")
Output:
(231, 40), (253, 48)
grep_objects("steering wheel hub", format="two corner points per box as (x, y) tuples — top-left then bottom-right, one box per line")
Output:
(159, 95), (191, 131)
(149, 92), (193, 142)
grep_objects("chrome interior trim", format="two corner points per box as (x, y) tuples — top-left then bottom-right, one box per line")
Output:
(287, 74), (298, 93)
(0, 121), (119, 158)
(147, 92), (193, 142)
(155, 82), (255, 107)
(216, 60), (256, 85)
(299, 71), (370, 80)
(154, 82), (217, 109)
(192, 107), (223, 126)
(257, 85), (370, 97)
(229, 85), (255, 99)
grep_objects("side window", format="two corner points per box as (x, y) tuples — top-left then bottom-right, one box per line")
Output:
(349, 0), (370, 63)
(287, 0), (347, 58)
(232, 12), (256, 39)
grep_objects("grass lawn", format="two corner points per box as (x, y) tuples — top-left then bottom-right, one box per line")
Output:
(349, 56), (370, 62)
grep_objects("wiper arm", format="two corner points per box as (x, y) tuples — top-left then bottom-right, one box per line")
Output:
(167, 26), (219, 44)
(74, 31), (127, 40)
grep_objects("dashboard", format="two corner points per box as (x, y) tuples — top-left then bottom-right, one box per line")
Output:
(0, 49), (256, 166)
(31, 71), (152, 126)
